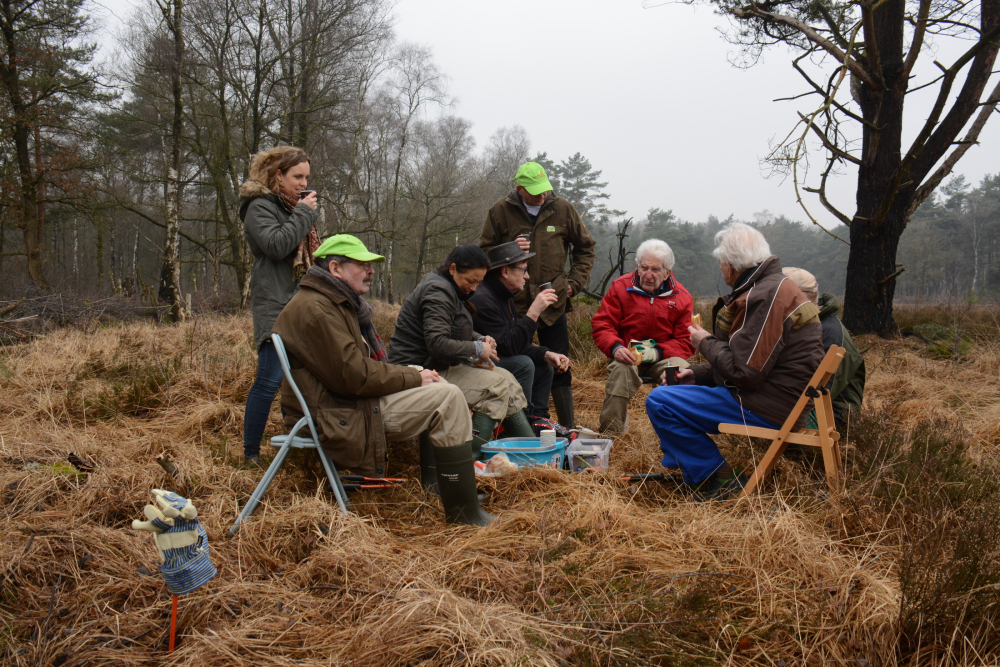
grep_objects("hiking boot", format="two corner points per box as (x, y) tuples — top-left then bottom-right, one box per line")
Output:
(694, 472), (749, 502)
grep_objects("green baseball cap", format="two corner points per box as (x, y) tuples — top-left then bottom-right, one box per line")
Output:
(512, 161), (554, 196)
(313, 234), (385, 262)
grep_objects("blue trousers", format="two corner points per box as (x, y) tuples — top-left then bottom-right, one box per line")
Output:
(645, 385), (777, 485)
(243, 340), (284, 458)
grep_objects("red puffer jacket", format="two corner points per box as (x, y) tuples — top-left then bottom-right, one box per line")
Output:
(591, 271), (695, 361)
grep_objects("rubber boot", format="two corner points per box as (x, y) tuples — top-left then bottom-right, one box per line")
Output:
(434, 443), (496, 527)
(418, 430), (438, 496)
(501, 409), (536, 437)
(551, 386), (576, 430)
(598, 395), (630, 434)
(470, 412), (497, 461)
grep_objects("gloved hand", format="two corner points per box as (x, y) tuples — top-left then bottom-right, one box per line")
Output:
(132, 489), (217, 595)
(628, 339), (660, 364)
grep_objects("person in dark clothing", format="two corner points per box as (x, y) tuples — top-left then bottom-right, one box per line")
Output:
(479, 161), (597, 428)
(782, 268), (866, 429)
(240, 145), (319, 464)
(469, 241), (569, 420)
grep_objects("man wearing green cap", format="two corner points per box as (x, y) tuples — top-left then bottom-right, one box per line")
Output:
(479, 161), (596, 428)
(271, 234), (494, 527)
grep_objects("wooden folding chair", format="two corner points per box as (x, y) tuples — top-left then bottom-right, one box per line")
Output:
(717, 345), (846, 497)
(229, 333), (351, 537)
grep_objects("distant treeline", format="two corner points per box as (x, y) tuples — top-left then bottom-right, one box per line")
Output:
(584, 172), (999, 302)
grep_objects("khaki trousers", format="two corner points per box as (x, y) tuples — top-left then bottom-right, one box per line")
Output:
(378, 380), (471, 449)
(599, 357), (690, 433)
(440, 363), (527, 421)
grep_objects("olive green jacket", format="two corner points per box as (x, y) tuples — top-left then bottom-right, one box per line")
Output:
(272, 273), (422, 476)
(479, 191), (596, 326)
(240, 180), (317, 350)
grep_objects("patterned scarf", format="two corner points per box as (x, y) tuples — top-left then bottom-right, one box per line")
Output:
(276, 186), (320, 280)
(306, 265), (387, 362)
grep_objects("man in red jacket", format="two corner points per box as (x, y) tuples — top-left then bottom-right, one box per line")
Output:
(591, 239), (695, 434)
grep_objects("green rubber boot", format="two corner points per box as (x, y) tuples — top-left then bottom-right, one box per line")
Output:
(551, 386), (575, 430)
(501, 409), (536, 437)
(434, 443), (496, 527)
(418, 430), (438, 496)
(470, 412), (497, 461)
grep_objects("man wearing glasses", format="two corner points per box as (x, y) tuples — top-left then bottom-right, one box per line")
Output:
(591, 239), (695, 434)
(469, 241), (571, 423)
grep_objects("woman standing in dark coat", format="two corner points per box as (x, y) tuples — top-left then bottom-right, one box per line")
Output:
(240, 145), (319, 463)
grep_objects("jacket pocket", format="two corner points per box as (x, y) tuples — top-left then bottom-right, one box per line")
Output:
(314, 406), (368, 469)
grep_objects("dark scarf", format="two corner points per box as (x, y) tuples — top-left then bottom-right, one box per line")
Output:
(436, 267), (477, 315)
(276, 186), (319, 280)
(306, 266), (387, 361)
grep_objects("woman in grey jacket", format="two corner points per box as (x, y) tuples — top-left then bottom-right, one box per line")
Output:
(389, 245), (535, 461)
(240, 146), (319, 463)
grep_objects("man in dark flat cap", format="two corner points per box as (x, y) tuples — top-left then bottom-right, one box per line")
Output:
(469, 241), (570, 422)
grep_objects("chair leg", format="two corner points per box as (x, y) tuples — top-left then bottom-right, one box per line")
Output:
(815, 397), (843, 494)
(315, 445), (351, 515)
(229, 443), (293, 537)
(739, 437), (790, 497)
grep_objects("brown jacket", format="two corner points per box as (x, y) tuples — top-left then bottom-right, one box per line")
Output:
(479, 190), (596, 326)
(691, 256), (824, 427)
(271, 273), (422, 475)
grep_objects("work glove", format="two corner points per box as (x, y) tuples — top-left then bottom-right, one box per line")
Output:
(131, 489), (217, 595)
(628, 339), (660, 364)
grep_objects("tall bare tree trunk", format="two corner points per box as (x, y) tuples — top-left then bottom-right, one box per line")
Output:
(157, 0), (185, 321)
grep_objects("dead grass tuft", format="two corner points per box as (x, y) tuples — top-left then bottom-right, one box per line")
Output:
(1, 304), (998, 665)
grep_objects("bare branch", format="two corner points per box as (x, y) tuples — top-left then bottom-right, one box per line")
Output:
(799, 112), (863, 165)
(910, 77), (1000, 217)
(803, 158), (854, 228)
(732, 6), (878, 89)
(860, 1), (884, 86)
(903, 0), (932, 77)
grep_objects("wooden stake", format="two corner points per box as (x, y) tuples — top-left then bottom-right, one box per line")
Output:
(169, 594), (178, 653)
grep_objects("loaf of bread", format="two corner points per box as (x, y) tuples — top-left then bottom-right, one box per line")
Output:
(691, 313), (702, 328)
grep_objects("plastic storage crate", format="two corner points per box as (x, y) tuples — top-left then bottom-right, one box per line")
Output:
(566, 438), (614, 472)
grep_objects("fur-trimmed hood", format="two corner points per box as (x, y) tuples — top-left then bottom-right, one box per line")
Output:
(239, 179), (276, 222)
(239, 179), (272, 200)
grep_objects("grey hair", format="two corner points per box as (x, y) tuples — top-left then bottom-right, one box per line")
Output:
(315, 254), (350, 270)
(712, 223), (771, 272)
(635, 239), (675, 271)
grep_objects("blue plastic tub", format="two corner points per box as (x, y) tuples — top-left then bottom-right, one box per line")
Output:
(481, 437), (568, 469)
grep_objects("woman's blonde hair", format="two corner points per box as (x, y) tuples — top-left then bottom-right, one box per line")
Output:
(248, 145), (310, 192)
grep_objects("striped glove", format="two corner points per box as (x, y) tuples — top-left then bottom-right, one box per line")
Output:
(628, 339), (660, 364)
(132, 489), (217, 595)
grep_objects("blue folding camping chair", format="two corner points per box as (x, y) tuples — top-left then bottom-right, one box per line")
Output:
(229, 333), (351, 537)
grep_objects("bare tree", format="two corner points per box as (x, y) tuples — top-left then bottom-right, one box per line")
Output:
(683, 0), (1000, 335)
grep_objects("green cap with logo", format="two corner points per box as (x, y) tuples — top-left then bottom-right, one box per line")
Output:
(313, 234), (385, 262)
(512, 161), (554, 196)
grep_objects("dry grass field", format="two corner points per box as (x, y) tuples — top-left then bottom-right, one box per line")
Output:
(1, 301), (998, 666)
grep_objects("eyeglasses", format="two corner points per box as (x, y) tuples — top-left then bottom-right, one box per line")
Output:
(507, 266), (528, 274)
(347, 260), (374, 271)
(638, 265), (665, 274)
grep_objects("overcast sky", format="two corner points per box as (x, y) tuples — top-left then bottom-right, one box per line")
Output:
(94, 0), (999, 228)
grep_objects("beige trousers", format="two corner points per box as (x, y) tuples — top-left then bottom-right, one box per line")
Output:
(599, 357), (690, 433)
(440, 363), (528, 421)
(378, 380), (471, 449)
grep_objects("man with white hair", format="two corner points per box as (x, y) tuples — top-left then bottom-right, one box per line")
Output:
(782, 267), (866, 429)
(591, 239), (695, 434)
(645, 223), (824, 500)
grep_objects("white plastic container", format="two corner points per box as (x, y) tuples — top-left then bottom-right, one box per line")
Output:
(566, 438), (614, 472)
